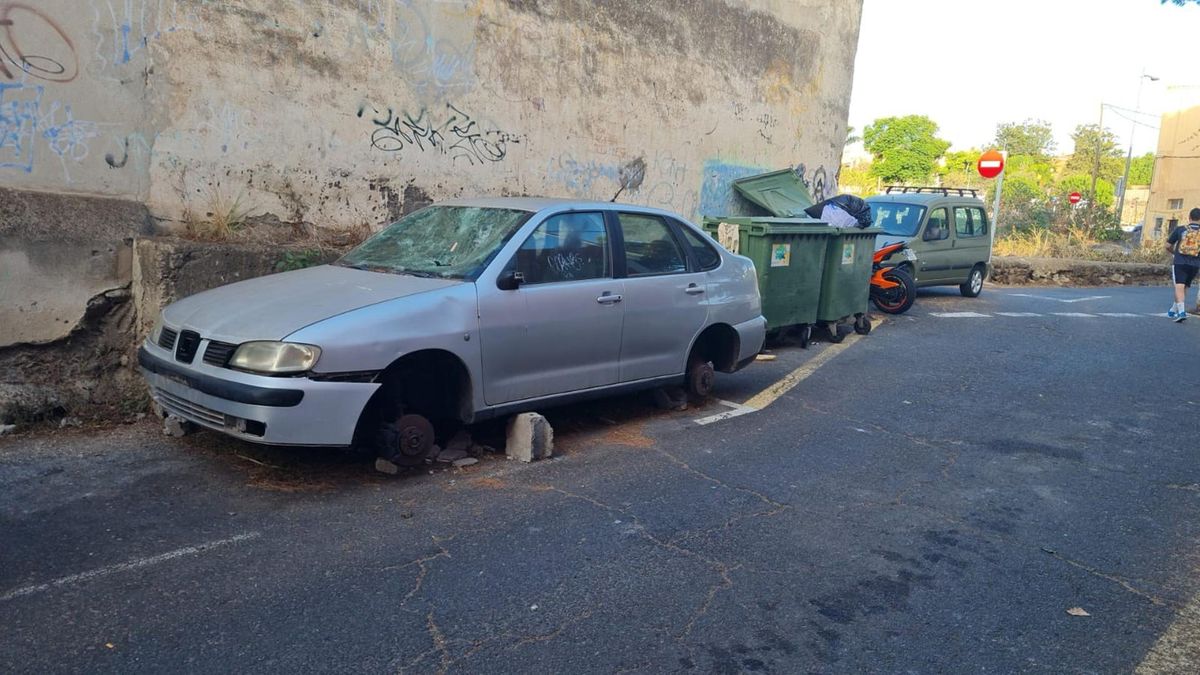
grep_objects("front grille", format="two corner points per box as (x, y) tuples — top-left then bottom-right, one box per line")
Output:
(203, 341), (237, 367)
(153, 387), (227, 427)
(175, 330), (201, 363)
(158, 327), (178, 351)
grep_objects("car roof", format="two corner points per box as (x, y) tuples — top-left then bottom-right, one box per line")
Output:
(434, 196), (687, 219)
(866, 193), (984, 206)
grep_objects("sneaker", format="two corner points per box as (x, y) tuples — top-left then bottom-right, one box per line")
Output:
(1176, 310), (1188, 323)
(1168, 308), (1179, 319)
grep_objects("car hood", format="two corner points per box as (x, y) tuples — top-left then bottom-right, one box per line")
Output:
(161, 264), (463, 343)
(875, 234), (913, 250)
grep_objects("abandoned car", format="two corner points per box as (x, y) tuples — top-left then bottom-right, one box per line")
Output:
(139, 198), (766, 464)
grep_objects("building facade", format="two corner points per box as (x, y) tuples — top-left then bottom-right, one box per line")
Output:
(1145, 86), (1200, 241)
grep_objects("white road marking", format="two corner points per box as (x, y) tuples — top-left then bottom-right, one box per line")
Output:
(1097, 312), (1143, 317)
(1052, 312), (1098, 317)
(995, 312), (1043, 317)
(1009, 293), (1111, 303)
(0, 532), (261, 602)
(694, 399), (759, 426)
(931, 312), (991, 318)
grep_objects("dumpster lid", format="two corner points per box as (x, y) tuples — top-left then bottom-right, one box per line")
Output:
(732, 169), (815, 217)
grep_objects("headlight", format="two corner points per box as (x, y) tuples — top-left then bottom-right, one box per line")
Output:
(229, 341), (321, 374)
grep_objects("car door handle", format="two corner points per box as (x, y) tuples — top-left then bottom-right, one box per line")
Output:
(685, 284), (705, 295)
(596, 293), (622, 304)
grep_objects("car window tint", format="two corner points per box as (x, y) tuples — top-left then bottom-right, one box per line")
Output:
(925, 208), (949, 240)
(511, 212), (609, 284)
(970, 208), (988, 237)
(618, 213), (687, 277)
(678, 224), (722, 271)
(954, 207), (972, 237)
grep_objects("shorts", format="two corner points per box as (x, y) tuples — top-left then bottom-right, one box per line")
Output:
(1173, 264), (1199, 287)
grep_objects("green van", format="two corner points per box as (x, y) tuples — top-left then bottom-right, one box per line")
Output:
(866, 187), (993, 297)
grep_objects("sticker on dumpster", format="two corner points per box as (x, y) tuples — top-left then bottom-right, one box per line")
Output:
(770, 243), (790, 267)
(717, 222), (739, 254)
(841, 243), (855, 265)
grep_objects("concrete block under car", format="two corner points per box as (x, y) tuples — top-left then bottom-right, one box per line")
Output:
(506, 413), (554, 462)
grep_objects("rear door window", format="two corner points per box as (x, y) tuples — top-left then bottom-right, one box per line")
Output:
(969, 208), (988, 237)
(954, 207), (988, 238)
(618, 213), (687, 277)
(677, 224), (722, 271)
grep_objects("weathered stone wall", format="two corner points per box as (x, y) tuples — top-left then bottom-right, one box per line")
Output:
(991, 257), (1169, 287)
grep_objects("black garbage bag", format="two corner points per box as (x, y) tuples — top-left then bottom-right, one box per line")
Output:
(804, 194), (873, 228)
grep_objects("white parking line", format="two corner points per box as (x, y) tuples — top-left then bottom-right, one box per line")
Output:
(693, 399), (759, 426)
(1097, 313), (1143, 317)
(0, 532), (261, 602)
(1052, 312), (1098, 317)
(995, 312), (1043, 317)
(931, 312), (991, 318)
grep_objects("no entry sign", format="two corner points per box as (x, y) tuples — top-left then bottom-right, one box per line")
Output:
(977, 150), (1005, 179)
(1069, 192), (1082, 204)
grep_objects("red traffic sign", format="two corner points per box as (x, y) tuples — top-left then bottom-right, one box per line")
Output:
(1068, 192), (1082, 204)
(977, 150), (1005, 179)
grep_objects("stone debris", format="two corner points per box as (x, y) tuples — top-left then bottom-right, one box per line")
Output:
(437, 448), (469, 463)
(162, 415), (194, 437)
(58, 417), (83, 428)
(653, 386), (688, 411)
(374, 458), (400, 475)
(0, 424), (16, 436)
(452, 457), (478, 468)
(506, 413), (554, 462)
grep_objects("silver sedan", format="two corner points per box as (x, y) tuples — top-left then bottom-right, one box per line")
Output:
(139, 198), (766, 464)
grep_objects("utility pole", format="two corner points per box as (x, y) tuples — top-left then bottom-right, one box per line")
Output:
(1115, 70), (1159, 223)
(992, 148), (1006, 232)
(1090, 103), (1104, 202)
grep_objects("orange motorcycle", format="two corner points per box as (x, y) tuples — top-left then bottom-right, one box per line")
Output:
(870, 242), (916, 314)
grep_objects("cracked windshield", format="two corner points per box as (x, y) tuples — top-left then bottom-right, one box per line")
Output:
(337, 206), (531, 278)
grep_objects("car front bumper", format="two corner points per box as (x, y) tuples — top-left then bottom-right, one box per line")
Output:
(138, 344), (379, 447)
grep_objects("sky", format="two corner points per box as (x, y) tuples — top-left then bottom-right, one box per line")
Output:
(845, 0), (1200, 161)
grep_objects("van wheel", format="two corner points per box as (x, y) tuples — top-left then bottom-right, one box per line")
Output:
(960, 265), (985, 298)
(686, 356), (715, 399)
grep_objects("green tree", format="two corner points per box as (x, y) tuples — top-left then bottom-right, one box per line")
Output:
(994, 119), (1056, 157)
(863, 115), (951, 184)
(1064, 124), (1123, 182)
(1128, 152), (1154, 185)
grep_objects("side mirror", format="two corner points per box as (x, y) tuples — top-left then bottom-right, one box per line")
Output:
(496, 270), (525, 291)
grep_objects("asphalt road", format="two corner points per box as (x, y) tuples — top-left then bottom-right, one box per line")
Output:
(3, 284), (1199, 674)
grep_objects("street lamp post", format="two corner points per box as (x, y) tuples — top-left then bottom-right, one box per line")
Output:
(1115, 70), (1159, 223)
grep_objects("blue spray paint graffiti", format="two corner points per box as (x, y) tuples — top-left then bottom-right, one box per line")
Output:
(0, 82), (100, 178)
(0, 81), (40, 172)
(698, 160), (771, 217)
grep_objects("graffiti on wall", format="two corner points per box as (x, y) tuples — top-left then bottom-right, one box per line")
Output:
(0, 82), (100, 178)
(346, 1), (477, 95)
(360, 101), (517, 166)
(0, 3), (79, 82)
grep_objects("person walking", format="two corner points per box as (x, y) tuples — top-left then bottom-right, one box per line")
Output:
(1166, 208), (1200, 322)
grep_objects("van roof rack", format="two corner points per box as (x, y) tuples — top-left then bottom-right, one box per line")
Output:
(884, 186), (978, 197)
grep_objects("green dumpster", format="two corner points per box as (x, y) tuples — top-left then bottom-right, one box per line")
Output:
(816, 228), (881, 332)
(702, 218), (831, 333)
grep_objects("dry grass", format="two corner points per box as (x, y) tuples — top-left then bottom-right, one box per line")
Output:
(995, 227), (1169, 264)
(183, 187), (255, 241)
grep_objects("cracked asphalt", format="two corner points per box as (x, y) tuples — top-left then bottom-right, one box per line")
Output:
(2, 284), (1199, 673)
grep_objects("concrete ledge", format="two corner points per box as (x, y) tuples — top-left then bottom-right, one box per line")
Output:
(992, 257), (1170, 287)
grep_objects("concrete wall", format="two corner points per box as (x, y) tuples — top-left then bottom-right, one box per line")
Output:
(1146, 86), (1200, 241)
(2, 0), (863, 344)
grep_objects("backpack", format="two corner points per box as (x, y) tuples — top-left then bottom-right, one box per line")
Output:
(1179, 226), (1200, 257)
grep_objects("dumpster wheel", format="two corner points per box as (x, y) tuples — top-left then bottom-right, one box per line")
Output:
(824, 322), (846, 344)
(798, 324), (813, 349)
(853, 314), (872, 335)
